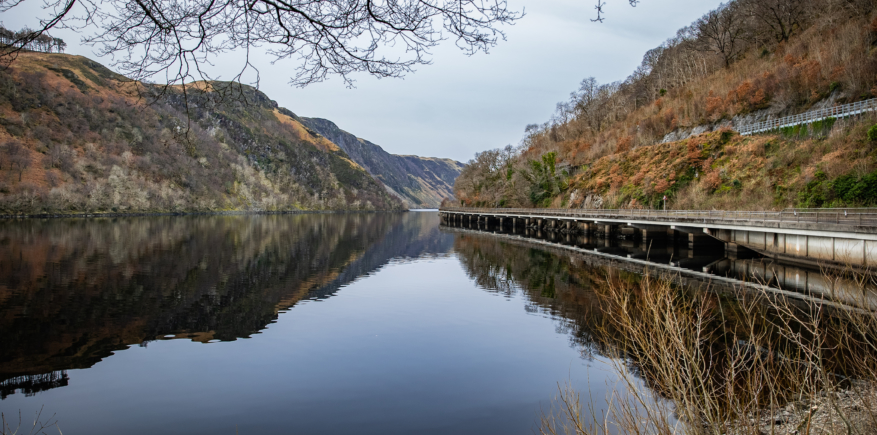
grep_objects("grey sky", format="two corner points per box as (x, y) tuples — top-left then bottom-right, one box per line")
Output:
(3, 0), (723, 163)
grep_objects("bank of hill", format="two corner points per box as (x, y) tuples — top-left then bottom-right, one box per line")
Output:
(0, 52), (462, 214)
(454, 0), (877, 210)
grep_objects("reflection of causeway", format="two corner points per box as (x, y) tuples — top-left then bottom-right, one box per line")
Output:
(451, 216), (877, 410)
(0, 370), (68, 400)
(443, 225), (877, 312)
(0, 212), (449, 398)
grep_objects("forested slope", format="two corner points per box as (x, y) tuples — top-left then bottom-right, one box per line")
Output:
(0, 52), (406, 214)
(454, 0), (877, 210)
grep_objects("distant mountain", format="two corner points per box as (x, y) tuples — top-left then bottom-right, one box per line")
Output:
(0, 52), (461, 214)
(301, 117), (463, 208)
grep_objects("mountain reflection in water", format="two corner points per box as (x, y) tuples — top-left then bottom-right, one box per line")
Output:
(0, 212), (451, 398)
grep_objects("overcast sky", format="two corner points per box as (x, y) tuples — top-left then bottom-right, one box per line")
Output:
(3, 0), (723, 163)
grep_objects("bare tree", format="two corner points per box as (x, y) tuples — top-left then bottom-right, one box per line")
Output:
(570, 78), (620, 133)
(694, 2), (751, 67)
(0, 0), (523, 91)
(742, 0), (810, 43)
(573, 77), (600, 120)
(3, 140), (31, 182)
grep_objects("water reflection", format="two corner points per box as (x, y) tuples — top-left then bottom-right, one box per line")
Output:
(0, 212), (450, 398)
(451, 229), (877, 422)
(453, 233), (605, 359)
(2, 212), (872, 434)
(445, 219), (877, 310)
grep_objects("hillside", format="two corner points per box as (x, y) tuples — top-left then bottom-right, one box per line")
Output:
(454, 0), (877, 210)
(301, 117), (463, 208)
(0, 52), (449, 214)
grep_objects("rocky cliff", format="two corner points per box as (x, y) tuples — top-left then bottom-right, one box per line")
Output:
(301, 117), (463, 208)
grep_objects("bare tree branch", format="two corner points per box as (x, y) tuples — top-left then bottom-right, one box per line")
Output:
(1, 0), (523, 91)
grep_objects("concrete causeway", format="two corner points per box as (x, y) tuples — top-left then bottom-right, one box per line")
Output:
(440, 207), (877, 269)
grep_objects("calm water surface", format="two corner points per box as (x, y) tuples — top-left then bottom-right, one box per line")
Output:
(1, 212), (620, 434)
(3, 211), (852, 434)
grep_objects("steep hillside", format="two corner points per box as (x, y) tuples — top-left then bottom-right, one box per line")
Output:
(0, 52), (405, 214)
(570, 126), (877, 210)
(301, 117), (463, 208)
(454, 0), (877, 210)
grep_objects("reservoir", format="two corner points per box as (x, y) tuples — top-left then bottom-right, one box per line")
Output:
(0, 211), (862, 434)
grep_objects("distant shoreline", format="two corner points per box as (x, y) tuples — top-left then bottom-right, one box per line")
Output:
(0, 209), (409, 220)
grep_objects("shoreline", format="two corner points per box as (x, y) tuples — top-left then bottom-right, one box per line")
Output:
(0, 208), (410, 220)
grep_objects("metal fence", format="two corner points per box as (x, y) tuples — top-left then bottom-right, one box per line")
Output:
(441, 207), (877, 228)
(736, 98), (877, 136)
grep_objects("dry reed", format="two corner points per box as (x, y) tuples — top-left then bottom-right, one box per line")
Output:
(540, 267), (877, 435)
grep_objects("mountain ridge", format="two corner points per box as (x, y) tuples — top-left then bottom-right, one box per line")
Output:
(300, 117), (463, 208)
(0, 52), (461, 214)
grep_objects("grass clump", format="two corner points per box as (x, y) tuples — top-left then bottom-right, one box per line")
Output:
(539, 269), (877, 435)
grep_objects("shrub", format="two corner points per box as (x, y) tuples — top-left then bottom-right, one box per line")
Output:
(868, 123), (877, 142)
(797, 169), (877, 207)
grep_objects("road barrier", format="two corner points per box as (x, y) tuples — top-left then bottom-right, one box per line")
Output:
(736, 98), (877, 136)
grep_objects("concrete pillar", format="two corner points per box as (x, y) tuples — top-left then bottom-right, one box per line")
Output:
(687, 232), (722, 249)
(725, 242), (758, 259)
(642, 229), (665, 242)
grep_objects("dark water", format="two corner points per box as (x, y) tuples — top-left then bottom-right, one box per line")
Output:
(0, 212), (622, 435)
(1, 211), (863, 434)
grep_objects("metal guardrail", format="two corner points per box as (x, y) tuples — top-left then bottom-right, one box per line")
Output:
(440, 207), (877, 228)
(736, 98), (877, 136)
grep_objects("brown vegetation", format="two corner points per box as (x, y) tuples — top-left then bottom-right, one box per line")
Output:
(540, 268), (877, 435)
(455, 0), (877, 210)
(0, 53), (404, 214)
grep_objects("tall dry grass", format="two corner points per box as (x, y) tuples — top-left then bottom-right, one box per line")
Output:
(0, 406), (61, 435)
(540, 268), (877, 435)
